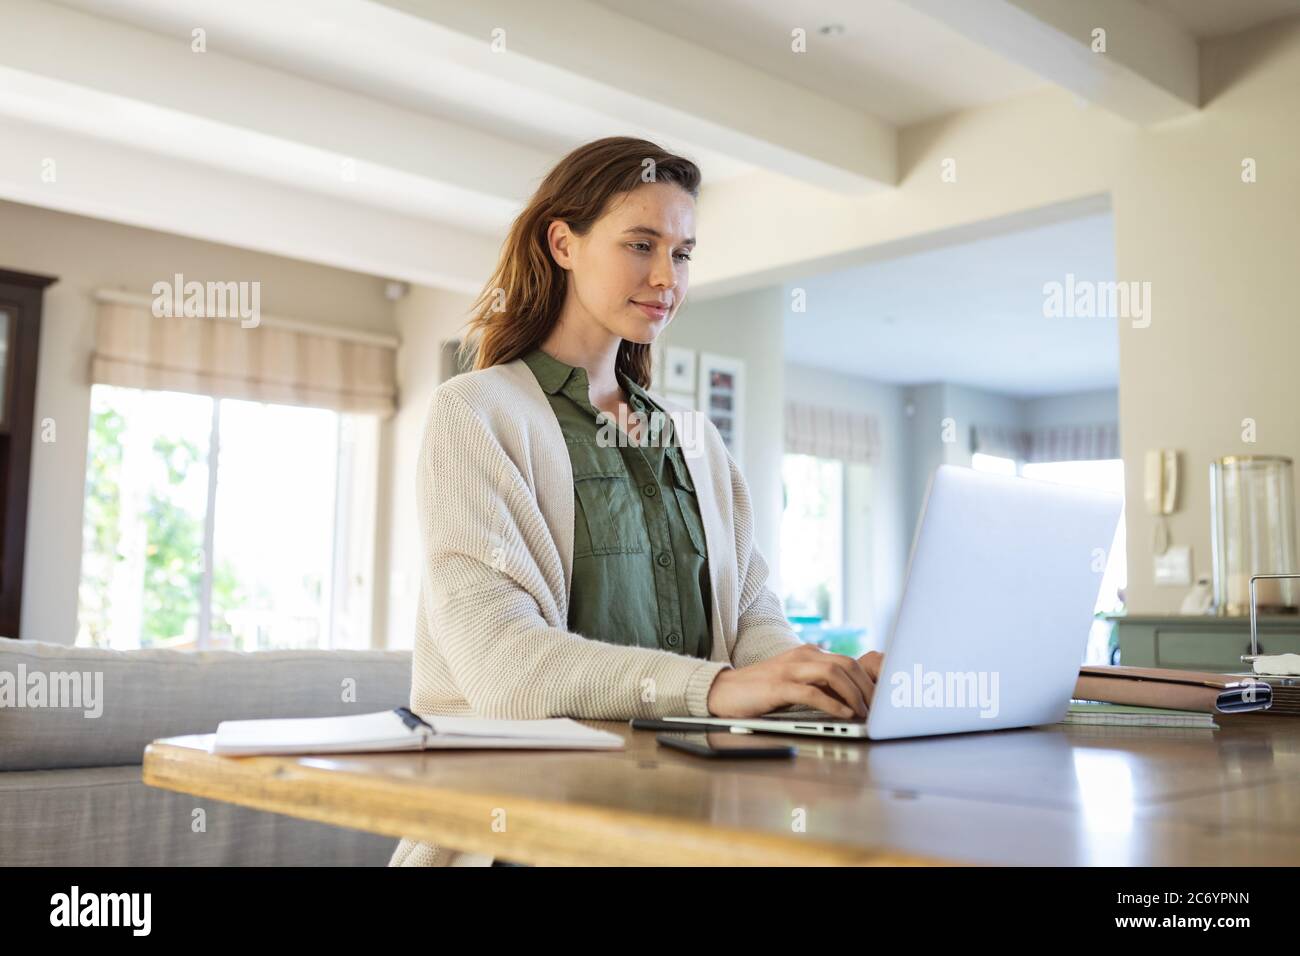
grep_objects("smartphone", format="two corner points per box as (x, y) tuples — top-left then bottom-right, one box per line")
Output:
(656, 731), (796, 759)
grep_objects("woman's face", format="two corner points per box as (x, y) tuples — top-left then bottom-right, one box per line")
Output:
(550, 181), (695, 345)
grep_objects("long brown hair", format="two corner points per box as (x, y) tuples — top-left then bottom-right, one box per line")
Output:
(459, 136), (701, 389)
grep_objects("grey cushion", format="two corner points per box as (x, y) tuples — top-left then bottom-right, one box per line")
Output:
(0, 765), (399, 866)
(0, 638), (412, 770)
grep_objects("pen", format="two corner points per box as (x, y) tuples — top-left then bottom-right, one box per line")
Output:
(394, 706), (435, 733)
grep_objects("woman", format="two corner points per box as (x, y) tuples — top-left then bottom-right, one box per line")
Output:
(390, 137), (881, 867)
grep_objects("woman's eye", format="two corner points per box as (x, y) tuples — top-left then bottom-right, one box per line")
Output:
(628, 242), (689, 261)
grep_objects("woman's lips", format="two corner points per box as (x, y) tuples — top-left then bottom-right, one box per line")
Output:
(632, 300), (669, 320)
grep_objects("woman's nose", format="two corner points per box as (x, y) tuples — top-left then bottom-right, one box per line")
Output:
(649, 252), (677, 290)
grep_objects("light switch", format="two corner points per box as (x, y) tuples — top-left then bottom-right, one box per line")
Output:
(1154, 545), (1191, 586)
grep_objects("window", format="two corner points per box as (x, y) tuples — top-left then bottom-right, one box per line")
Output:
(780, 454), (872, 655)
(780, 454), (844, 624)
(77, 385), (377, 651)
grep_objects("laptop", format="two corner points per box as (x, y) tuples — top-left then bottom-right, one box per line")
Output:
(664, 463), (1124, 740)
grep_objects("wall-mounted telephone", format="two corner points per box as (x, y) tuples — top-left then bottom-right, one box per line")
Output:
(1144, 449), (1179, 515)
(1145, 449), (1178, 558)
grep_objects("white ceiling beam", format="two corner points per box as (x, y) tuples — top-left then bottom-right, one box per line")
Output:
(0, 116), (500, 292)
(901, 0), (1199, 125)
(54, 0), (898, 191)
(350, 0), (898, 192)
(1, 0), (551, 235)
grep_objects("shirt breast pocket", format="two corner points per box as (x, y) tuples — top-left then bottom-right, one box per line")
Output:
(668, 449), (708, 557)
(569, 442), (649, 558)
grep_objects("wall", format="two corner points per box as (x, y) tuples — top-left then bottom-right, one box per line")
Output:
(1109, 23), (1300, 608)
(0, 199), (396, 644)
(377, 284), (476, 649)
(1024, 388), (1119, 430)
(943, 384), (1024, 469)
(900, 383), (949, 531)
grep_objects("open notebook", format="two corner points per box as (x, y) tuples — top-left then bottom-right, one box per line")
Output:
(212, 707), (625, 755)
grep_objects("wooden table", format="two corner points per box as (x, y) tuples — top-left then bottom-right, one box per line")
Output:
(142, 714), (1300, 866)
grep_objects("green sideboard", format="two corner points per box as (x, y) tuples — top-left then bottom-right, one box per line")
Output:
(1106, 613), (1300, 673)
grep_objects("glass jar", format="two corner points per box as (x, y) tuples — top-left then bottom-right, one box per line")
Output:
(1210, 455), (1298, 614)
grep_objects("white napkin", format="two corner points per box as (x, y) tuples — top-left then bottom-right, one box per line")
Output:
(1251, 653), (1300, 676)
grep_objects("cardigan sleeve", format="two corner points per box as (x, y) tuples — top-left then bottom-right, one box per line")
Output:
(724, 449), (804, 669)
(416, 388), (730, 719)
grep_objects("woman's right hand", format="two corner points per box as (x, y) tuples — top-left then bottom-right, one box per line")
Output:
(706, 644), (876, 719)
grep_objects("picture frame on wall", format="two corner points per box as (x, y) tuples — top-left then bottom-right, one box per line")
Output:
(663, 346), (696, 393)
(697, 351), (744, 462)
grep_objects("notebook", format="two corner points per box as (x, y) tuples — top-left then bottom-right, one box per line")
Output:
(1062, 700), (1218, 729)
(211, 707), (625, 755)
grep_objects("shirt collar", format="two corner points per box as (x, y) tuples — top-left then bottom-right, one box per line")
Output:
(622, 374), (656, 411)
(523, 347), (653, 406)
(522, 347), (577, 396)
(523, 347), (667, 439)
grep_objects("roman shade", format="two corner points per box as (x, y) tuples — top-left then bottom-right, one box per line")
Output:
(784, 401), (882, 464)
(90, 292), (398, 417)
(971, 422), (1120, 462)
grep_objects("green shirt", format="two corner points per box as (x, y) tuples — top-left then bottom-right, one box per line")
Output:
(521, 347), (713, 659)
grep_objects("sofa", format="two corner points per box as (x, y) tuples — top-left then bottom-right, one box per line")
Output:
(0, 636), (412, 866)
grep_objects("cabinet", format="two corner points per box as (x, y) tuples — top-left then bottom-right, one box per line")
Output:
(0, 269), (55, 638)
(1110, 613), (1300, 672)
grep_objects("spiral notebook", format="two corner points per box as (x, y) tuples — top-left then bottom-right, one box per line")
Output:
(212, 707), (625, 755)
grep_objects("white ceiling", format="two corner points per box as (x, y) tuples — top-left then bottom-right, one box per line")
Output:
(592, 0), (1049, 125)
(784, 212), (1119, 397)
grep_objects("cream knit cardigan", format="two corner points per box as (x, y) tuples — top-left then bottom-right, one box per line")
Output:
(389, 358), (801, 866)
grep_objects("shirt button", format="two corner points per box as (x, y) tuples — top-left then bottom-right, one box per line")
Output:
(666, 633), (680, 647)
(657, 552), (672, 567)
(643, 483), (657, 497)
